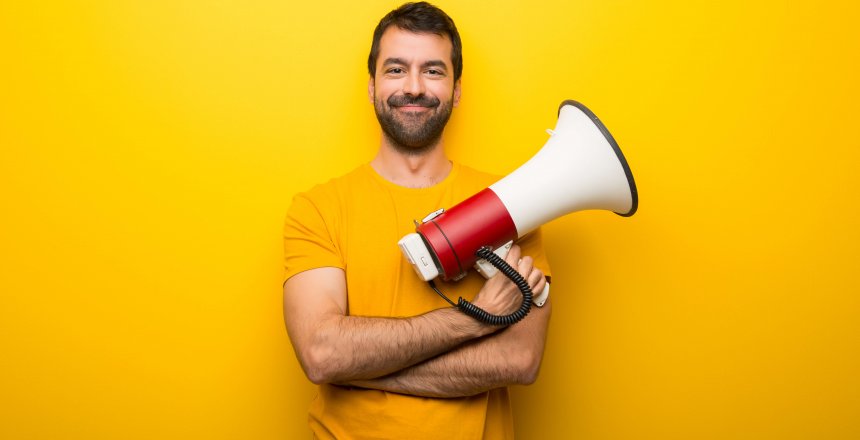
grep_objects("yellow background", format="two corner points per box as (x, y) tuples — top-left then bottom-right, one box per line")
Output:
(2, 1), (858, 438)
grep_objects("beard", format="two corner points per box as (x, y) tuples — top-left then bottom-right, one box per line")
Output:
(373, 92), (454, 156)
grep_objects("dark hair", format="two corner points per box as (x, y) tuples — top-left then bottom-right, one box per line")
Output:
(367, 2), (463, 81)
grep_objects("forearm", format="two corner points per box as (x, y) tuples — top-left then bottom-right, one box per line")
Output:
(285, 251), (547, 387)
(302, 307), (492, 384)
(347, 300), (551, 397)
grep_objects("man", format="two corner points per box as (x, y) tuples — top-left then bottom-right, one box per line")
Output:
(283, 3), (552, 438)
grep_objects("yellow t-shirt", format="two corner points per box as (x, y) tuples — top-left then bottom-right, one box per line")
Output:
(283, 162), (551, 440)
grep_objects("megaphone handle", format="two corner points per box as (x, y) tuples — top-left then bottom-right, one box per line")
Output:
(474, 241), (550, 308)
(455, 247), (534, 326)
(474, 241), (513, 279)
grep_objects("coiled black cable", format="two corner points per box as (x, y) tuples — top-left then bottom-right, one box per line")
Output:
(428, 246), (533, 326)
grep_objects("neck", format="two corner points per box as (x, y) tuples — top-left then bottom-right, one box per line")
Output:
(371, 139), (452, 188)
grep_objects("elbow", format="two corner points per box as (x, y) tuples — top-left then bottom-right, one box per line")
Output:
(304, 365), (330, 386)
(515, 348), (543, 385)
(298, 345), (338, 385)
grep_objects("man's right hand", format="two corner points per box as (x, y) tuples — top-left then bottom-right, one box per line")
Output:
(471, 244), (546, 317)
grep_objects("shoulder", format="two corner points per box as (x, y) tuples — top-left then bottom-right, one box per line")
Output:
(453, 163), (502, 189)
(285, 165), (375, 231)
(292, 164), (375, 207)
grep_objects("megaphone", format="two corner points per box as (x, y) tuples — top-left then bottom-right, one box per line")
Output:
(398, 100), (638, 324)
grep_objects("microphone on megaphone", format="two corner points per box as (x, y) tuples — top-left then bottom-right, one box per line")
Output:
(398, 100), (638, 325)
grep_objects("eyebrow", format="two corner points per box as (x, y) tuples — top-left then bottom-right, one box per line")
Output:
(382, 57), (449, 71)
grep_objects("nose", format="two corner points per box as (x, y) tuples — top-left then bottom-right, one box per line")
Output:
(402, 71), (425, 96)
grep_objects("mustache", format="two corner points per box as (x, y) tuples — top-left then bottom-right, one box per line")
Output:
(387, 94), (440, 108)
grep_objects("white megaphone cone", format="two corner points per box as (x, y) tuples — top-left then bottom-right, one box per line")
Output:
(493, 100), (637, 234)
(398, 100), (638, 325)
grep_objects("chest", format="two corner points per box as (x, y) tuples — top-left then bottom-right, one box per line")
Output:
(336, 188), (484, 317)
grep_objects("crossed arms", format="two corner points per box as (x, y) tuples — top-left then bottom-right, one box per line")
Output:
(282, 245), (551, 398)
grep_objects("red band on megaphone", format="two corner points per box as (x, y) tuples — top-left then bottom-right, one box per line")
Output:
(417, 188), (518, 280)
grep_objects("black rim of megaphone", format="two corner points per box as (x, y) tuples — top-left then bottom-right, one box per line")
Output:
(559, 100), (639, 217)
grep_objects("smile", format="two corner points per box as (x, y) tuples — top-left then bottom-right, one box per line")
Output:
(395, 105), (432, 112)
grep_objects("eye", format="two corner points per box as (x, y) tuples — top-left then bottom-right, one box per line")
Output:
(426, 69), (444, 76)
(386, 67), (405, 75)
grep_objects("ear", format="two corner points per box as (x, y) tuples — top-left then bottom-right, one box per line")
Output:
(453, 79), (462, 107)
(368, 77), (375, 103)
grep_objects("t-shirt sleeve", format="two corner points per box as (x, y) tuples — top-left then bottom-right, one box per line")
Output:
(516, 227), (552, 283)
(283, 191), (345, 283)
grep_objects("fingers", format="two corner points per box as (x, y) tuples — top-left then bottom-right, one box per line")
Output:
(517, 255), (534, 276)
(474, 244), (546, 316)
(501, 243), (545, 293)
(505, 244), (522, 267)
(504, 244), (543, 285)
(512, 246), (544, 294)
(527, 267), (546, 293)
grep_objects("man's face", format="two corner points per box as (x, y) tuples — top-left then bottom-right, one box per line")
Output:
(369, 27), (461, 155)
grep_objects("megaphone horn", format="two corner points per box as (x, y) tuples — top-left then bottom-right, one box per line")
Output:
(397, 100), (638, 324)
(400, 100), (638, 281)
